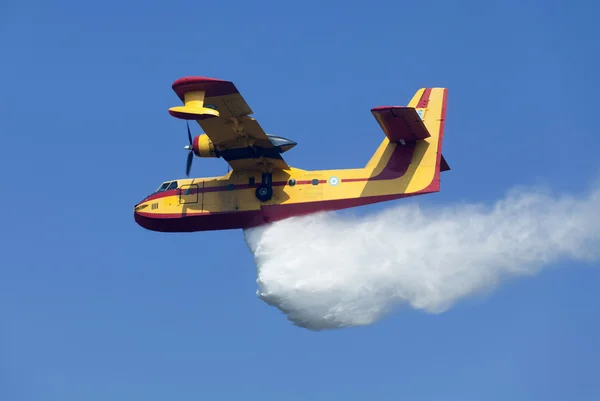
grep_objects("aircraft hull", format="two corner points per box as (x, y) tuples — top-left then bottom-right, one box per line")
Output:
(134, 86), (449, 233)
(133, 192), (427, 232)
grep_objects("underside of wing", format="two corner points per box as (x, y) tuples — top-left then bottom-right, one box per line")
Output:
(168, 76), (294, 171)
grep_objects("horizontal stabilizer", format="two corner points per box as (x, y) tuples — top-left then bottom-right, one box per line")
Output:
(371, 106), (431, 142)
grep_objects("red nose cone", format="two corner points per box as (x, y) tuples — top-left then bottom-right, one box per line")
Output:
(192, 135), (201, 157)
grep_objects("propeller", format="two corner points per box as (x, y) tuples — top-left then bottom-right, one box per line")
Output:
(184, 121), (194, 177)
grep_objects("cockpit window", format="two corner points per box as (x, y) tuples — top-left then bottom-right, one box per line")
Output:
(154, 181), (179, 193)
(156, 182), (170, 192)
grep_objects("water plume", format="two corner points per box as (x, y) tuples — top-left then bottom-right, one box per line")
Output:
(244, 183), (600, 330)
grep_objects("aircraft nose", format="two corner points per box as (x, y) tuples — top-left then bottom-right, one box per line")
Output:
(134, 202), (149, 214)
(133, 203), (149, 224)
(134, 209), (143, 225)
(133, 203), (171, 232)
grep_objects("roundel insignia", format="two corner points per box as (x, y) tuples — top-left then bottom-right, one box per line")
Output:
(329, 176), (340, 186)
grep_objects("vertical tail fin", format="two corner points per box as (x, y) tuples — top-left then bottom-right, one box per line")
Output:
(366, 87), (449, 192)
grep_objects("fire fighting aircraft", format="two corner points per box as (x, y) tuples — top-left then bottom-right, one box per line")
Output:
(134, 76), (450, 232)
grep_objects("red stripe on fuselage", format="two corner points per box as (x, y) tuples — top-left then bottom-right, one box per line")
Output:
(140, 179), (329, 202)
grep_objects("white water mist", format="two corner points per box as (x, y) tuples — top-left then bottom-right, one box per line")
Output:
(243, 183), (600, 330)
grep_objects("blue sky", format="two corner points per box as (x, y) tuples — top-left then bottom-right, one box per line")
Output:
(1, 0), (599, 400)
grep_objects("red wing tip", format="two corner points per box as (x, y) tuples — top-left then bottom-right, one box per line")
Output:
(172, 76), (229, 88)
(171, 76), (238, 101)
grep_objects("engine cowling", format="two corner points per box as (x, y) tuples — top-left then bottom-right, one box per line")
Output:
(192, 134), (218, 158)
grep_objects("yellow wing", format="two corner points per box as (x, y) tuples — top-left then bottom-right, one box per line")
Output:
(168, 77), (293, 171)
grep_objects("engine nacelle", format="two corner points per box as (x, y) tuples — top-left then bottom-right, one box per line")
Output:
(193, 134), (218, 158)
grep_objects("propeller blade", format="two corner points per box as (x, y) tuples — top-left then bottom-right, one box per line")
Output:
(186, 150), (194, 177)
(186, 121), (193, 145)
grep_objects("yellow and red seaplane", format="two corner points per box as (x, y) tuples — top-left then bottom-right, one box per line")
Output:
(134, 76), (450, 232)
